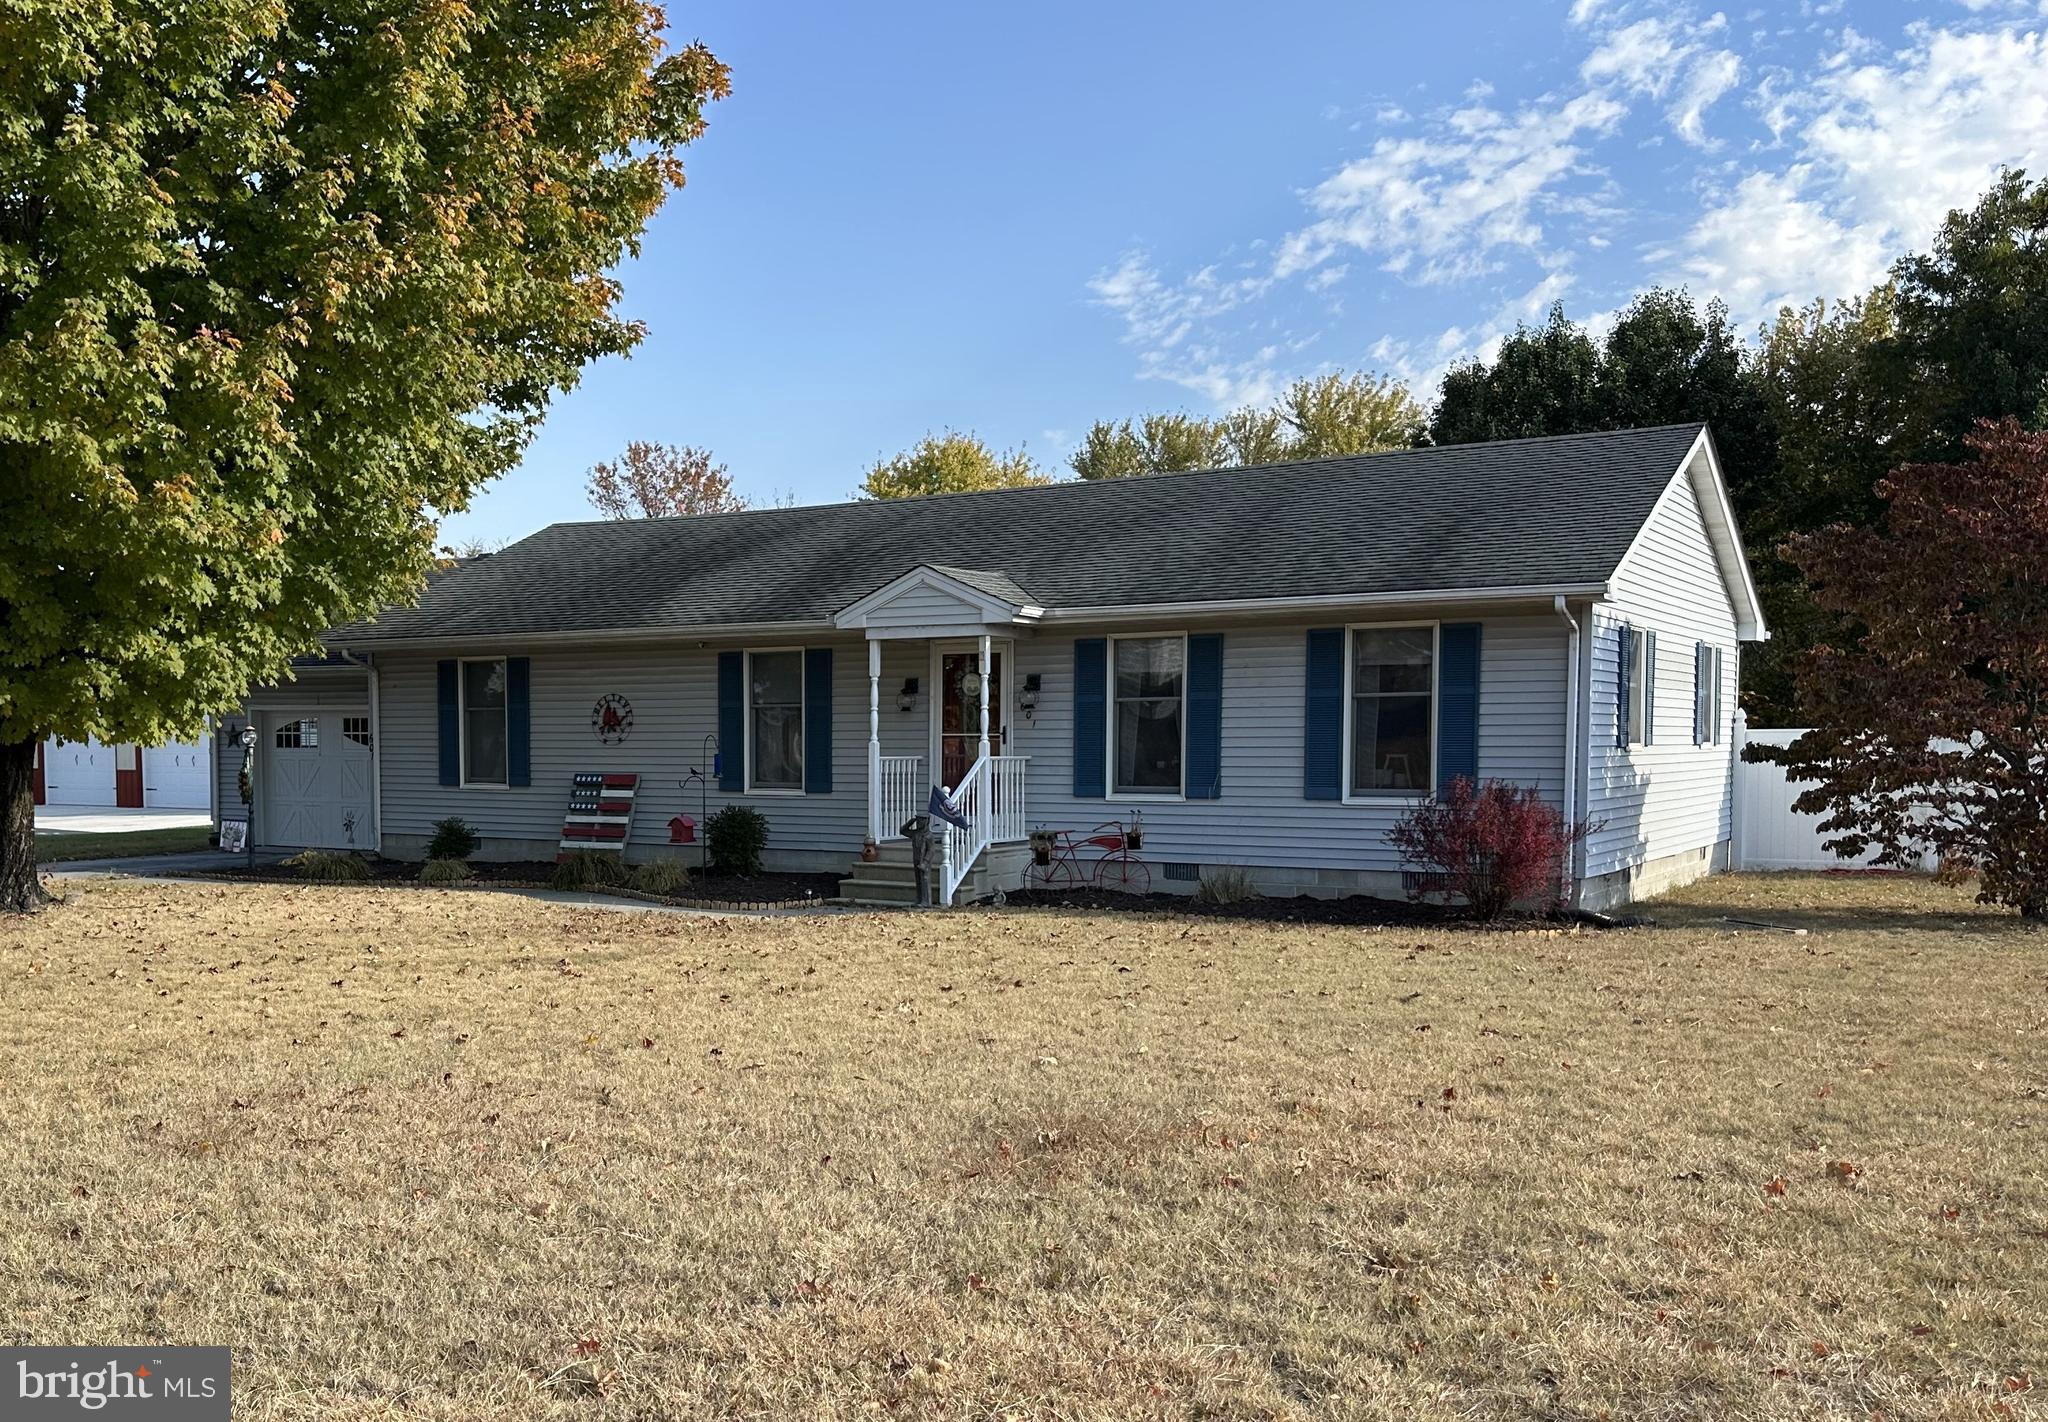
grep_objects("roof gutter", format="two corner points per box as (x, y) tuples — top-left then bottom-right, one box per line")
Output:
(326, 583), (1613, 650)
(1038, 582), (1611, 626)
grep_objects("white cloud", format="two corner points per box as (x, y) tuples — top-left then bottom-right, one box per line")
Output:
(1664, 23), (2048, 321)
(1669, 48), (1743, 145)
(1086, 4), (2048, 406)
(1274, 90), (1627, 287)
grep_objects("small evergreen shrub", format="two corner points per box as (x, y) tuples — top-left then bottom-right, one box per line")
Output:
(1387, 776), (1597, 920)
(550, 851), (628, 891)
(426, 816), (481, 862)
(630, 858), (692, 896)
(1193, 865), (1258, 905)
(420, 857), (473, 885)
(705, 805), (769, 877)
(284, 849), (371, 882)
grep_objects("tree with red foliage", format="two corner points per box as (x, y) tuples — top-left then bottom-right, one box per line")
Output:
(586, 442), (749, 520)
(1747, 421), (2048, 917)
(1388, 777), (1597, 920)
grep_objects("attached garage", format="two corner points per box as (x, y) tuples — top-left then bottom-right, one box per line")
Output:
(256, 709), (377, 850)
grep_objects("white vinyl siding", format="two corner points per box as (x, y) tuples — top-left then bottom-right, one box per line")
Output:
(1585, 462), (1741, 877)
(372, 639), (871, 860)
(1013, 614), (1567, 873)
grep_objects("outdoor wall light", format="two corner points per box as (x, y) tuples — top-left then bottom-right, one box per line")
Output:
(1020, 673), (1041, 719)
(896, 677), (918, 712)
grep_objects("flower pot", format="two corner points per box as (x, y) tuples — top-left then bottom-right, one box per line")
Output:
(1125, 832), (1143, 851)
(1033, 845), (1052, 866)
(860, 840), (880, 862)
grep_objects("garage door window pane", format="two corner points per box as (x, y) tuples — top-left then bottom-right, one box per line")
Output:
(343, 716), (372, 748)
(275, 718), (318, 749)
(464, 660), (508, 785)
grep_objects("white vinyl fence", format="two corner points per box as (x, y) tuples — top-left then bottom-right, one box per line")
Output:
(1732, 718), (1938, 871)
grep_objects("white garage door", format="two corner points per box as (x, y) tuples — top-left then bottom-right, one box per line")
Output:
(42, 737), (115, 806)
(144, 735), (212, 809)
(257, 712), (376, 850)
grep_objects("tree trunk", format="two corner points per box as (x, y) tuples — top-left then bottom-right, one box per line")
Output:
(2, 737), (52, 914)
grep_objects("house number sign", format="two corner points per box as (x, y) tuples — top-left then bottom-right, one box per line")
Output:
(591, 693), (634, 745)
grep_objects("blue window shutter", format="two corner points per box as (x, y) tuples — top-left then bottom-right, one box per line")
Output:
(436, 660), (459, 786)
(1185, 633), (1223, 799)
(1303, 628), (1344, 801)
(506, 657), (531, 786)
(1642, 630), (1657, 746)
(804, 647), (833, 794)
(1436, 623), (1481, 797)
(1616, 625), (1632, 748)
(717, 651), (744, 792)
(1072, 638), (1107, 798)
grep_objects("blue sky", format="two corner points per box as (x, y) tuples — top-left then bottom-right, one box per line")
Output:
(440, 0), (2048, 547)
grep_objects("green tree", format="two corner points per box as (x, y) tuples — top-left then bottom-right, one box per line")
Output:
(1278, 371), (1425, 456)
(1744, 291), (1912, 717)
(1430, 304), (1603, 445)
(1070, 370), (1421, 480)
(0, 4), (728, 911)
(1891, 169), (2048, 459)
(859, 431), (1049, 500)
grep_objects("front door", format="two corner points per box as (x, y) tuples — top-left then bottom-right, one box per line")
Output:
(936, 649), (1005, 790)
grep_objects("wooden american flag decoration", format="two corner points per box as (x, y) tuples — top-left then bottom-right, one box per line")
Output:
(557, 772), (639, 861)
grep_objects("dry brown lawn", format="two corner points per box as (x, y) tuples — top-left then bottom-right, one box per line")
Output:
(3, 874), (2044, 1420)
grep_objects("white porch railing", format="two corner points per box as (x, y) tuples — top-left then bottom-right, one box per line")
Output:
(876, 755), (926, 842)
(939, 754), (1027, 905)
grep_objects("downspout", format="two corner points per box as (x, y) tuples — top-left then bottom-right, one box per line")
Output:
(1553, 596), (1581, 907)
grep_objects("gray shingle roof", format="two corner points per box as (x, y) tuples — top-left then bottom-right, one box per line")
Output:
(333, 424), (1705, 644)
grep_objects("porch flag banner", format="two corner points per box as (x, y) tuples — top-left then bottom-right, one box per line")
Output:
(927, 784), (971, 831)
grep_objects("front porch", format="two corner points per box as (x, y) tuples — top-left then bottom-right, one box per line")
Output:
(840, 566), (1041, 905)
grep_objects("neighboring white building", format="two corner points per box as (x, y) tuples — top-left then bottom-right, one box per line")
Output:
(35, 732), (211, 811)
(215, 425), (1766, 909)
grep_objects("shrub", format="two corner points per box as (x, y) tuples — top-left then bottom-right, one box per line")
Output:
(420, 857), (473, 885)
(426, 816), (481, 862)
(630, 858), (691, 896)
(550, 851), (628, 891)
(1193, 865), (1259, 905)
(705, 805), (769, 877)
(1387, 777), (1597, 921)
(283, 849), (371, 883)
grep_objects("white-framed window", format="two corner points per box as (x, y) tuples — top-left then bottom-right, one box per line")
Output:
(746, 648), (805, 792)
(1346, 623), (1436, 797)
(461, 657), (509, 786)
(343, 715), (372, 748)
(274, 717), (318, 750)
(1625, 627), (1656, 747)
(1695, 643), (1725, 746)
(1110, 633), (1186, 796)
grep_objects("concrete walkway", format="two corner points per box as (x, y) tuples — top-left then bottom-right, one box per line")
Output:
(35, 805), (211, 834)
(40, 857), (859, 920)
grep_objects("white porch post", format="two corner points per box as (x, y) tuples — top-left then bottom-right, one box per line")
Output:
(867, 638), (882, 843)
(976, 634), (991, 763)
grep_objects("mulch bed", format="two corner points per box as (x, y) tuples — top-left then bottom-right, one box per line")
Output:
(190, 858), (843, 911)
(997, 886), (1565, 928)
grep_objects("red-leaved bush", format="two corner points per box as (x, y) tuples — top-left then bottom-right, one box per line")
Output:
(1387, 777), (1598, 920)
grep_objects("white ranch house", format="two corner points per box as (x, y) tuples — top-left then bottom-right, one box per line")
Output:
(213, 424), (1765, 908)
